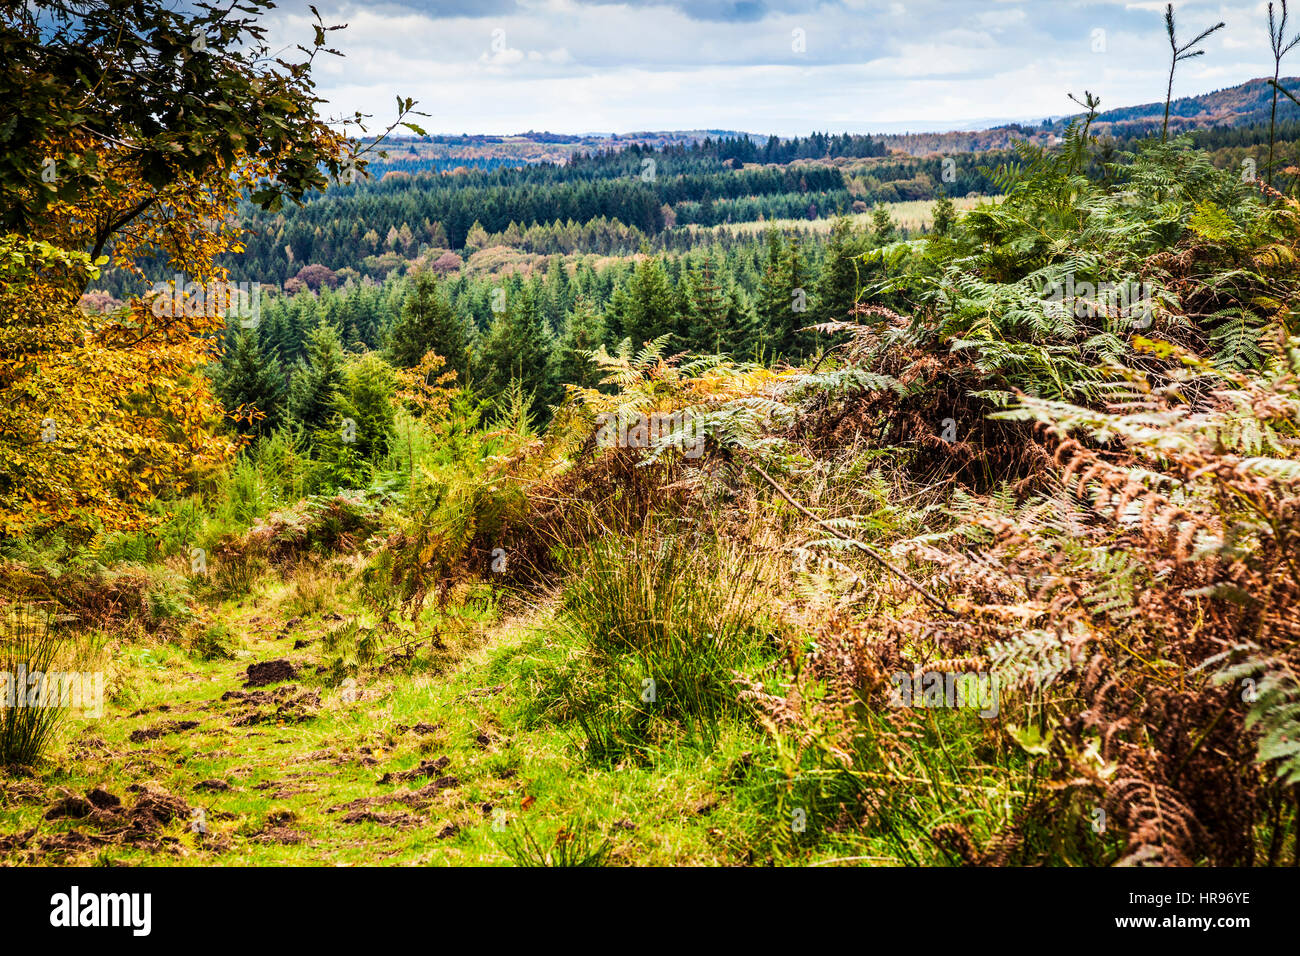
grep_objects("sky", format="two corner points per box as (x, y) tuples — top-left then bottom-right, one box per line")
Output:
(260, 1), (1298, 136)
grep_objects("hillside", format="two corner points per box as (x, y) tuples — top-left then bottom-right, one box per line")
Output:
(1045, 75), (1300, 138)
(3, 0), (1299, 895)
(365, 77), (1300, 172)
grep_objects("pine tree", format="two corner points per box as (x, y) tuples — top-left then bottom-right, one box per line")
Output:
(606, 256), (676, 348)
(289, 323), (348, 435)
(680, 255), (729, 354)
(756, 229), (792, 358)
(721, 284), (760, 358)
(932, 193), (956, 237)
(386, 271), (469, 380)
(211, 328), (286, 437)
(871, 204), (896, 243)
(786, 236), (812, 359)
(341, 353), (397, 462)
(550, 296), (608, 391)
(477, 285), (556, 414)
(816, 217), (865, 325)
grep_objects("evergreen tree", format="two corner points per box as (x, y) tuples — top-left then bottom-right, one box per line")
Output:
(477, 285), (556, 414)
(606, 256), (676, 348)
(386, 271), (469, 380)
(550, 296), (608, 391)
(721, 284), (760, 358)
(756, 229), (794, 358)
(815, 217), (865, 325)
(211, 328), (287, 437)
(679, 255), (729, 354)
(786, 236), (813, 359)
(932, 193), (957, 237)
(871, 204), (896, 242)
(289, 323), (348, 435)
(341, 353), (397, 463)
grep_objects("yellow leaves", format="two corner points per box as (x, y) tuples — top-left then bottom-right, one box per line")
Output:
(2, 193), (242, 539)
(395, 350), (458, 418)
(2, 125), (326, 540)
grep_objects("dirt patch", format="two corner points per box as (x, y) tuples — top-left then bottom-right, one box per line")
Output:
(250, 826), (307, 845)
(45, 795), (93, 820)
(329, 775), (459, 814)
(340, 809), (425, 828)
(246, 810), (305, 844)
(0, 780), (46, 807)
(128, 719), (199, 743)
(0, 828), (37, 852)
(193, 779), (231, 793)
(244, 658), (298, 687)
(124, 784), (191, 828)
(87, 787), (121, 811)
(226, 685), (321, 727)
(9, 785), (194, 861)
(268, 786), (312, 798)
(377, 756), (450, 785)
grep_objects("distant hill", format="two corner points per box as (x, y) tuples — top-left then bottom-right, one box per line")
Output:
(841, 78), (1300, 156)
(367, 129), (755, 169)
(365, 78), (1300, 172)
(1044, 76), (1300, 138)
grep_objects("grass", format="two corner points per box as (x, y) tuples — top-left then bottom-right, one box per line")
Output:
(0, 610), (68, 767)
(0, 565), (787, 865)
(0, 518), (1149, 867)
(534, 528), (771, 762)
(1, 497), (1069, 867)
(679, 195), (993, 237)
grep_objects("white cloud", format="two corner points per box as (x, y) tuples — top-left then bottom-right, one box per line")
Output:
(267, 0), (1294, 135)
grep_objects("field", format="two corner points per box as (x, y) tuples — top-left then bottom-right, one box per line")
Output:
(679, 195), (993, 236)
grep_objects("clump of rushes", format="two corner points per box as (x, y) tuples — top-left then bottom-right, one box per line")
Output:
(543, 524), (770, 763)
(0, 607), (68, 767)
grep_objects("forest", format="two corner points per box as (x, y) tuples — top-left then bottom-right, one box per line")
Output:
(0, 0), (1298, 878)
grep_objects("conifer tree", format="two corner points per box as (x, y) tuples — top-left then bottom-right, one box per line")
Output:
(815, 217), (865, 325)
(932, 193), (957, 237)
(756, 230), (791, 357)
(606, 256), (676, 348)
(211, 328), (287, 437)
(550, 296), (608, 390)
(289, 323), (348, 435)
(871, 205), (896, 243)
(477, 285), (556, 413)
(680, 255), (729, 354)
(386, 271), (469, 379)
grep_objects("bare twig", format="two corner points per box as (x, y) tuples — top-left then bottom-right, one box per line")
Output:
(746, 458), (956, 616)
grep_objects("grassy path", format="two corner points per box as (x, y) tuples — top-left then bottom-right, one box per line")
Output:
(1, 570), (765, 866)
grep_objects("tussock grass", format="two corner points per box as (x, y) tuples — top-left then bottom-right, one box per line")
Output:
(532, 522), (773, 763)
(0, 609), (69, 767)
